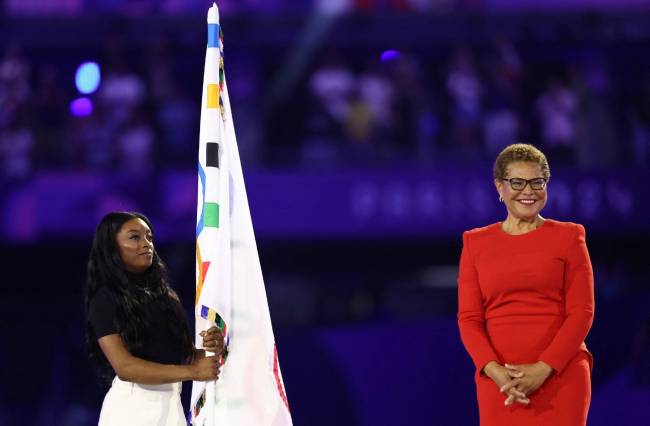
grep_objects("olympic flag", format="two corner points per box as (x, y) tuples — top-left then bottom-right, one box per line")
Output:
(190, 4), (292, 425)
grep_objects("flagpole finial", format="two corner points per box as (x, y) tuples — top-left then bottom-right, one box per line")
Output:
(207, 2), (219, 24)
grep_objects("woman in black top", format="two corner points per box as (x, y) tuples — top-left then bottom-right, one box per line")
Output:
(85, 211), (223, 426)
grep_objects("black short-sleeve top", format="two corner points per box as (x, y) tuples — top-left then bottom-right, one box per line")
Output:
(88, 286), (189, 365)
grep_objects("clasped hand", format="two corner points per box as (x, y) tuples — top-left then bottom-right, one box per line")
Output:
(484, 361), (553, 406)
(189, 327), (226, 382)
(200, 326), (225, 356)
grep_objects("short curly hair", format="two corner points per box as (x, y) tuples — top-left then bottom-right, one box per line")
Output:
(493, 143), (551, 180)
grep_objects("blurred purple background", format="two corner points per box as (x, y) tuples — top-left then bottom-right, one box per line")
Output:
(1, 0), (650, 425)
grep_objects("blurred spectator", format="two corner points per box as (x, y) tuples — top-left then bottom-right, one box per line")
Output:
(303, 51), (355, 167)
(572, 61), (618, 168)
(630, 75), (650, 167)
(446, 47), (484, 160)
(336, 59), (397, 165)
(0, 43), (31, 129)
(391, 53), (434, 164)
(535, 76), (579, 166)
(482, 38), (523, 106)
(64, 106), (114, 170)
(228, 55), (263, 167)
(483, 108), (520, 159)
(359, 59), (395, 142)
(116, 105), (156, 178)
(98, 37), (147, 134)
(309, 51), (355, 135)
(0, 115), (34, 182)
(483, 38), (523, 157)
(156, 86), (197, 167)
(145, 38), (198, 167)
(32, 65), (66, 169)
(345, 87), (375, 162)
(146, 37), (175, 102)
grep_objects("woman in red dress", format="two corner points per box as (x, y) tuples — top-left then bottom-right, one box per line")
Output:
(458, 143), (594, 425)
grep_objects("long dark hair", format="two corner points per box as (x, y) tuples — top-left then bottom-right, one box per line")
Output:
(84, 211), (194, 383)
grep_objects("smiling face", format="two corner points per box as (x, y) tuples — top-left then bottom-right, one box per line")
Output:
(116, 217), (154, 273)
(495, 161), (548, 222)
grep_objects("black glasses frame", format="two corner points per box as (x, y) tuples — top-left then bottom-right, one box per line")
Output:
(501, 177), (547, 191)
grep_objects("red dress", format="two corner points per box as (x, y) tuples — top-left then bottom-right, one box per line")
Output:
(458, 219), (594, 426)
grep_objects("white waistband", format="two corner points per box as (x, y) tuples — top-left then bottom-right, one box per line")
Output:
(111, 376), (182, 396)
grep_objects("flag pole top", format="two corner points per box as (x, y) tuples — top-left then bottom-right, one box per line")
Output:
(207, 2), (219, 24)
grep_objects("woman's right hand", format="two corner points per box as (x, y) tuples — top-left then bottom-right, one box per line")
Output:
(483, 361), (529, 406)
(191, 355), (220, 381)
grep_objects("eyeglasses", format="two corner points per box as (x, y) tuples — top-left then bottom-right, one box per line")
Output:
(501, 177), (547, 191)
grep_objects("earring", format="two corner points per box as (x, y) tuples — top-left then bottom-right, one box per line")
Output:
(499, 196), (503, 203)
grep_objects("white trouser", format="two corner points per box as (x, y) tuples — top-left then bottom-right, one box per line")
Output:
(98, 376), (185, 426)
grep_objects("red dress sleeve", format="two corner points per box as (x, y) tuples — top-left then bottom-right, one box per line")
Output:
(457, 231), (499, 372)
(539, 224), (595, 373)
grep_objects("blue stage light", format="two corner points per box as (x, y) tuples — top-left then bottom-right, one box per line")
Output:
(75, 62), (101, 94)
(70, 97), (93, 117)
(380, 50), (401, 62)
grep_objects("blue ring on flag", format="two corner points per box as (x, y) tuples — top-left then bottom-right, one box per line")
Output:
(207, 24), (220, 48)
(196, 163), (207, 238)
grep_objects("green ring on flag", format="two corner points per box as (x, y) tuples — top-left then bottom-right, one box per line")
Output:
(204, 202), (220, 228)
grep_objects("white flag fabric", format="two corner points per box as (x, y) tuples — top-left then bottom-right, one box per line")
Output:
(190, 3), (292, 425)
